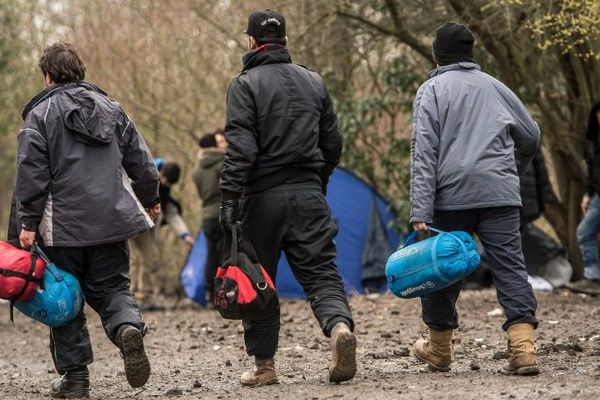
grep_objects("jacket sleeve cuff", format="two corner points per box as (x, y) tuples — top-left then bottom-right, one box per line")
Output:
(143, 197), (161, 208)
(21, 218), (39, 232)
(409, 214), (433, 225)
(221, 190), (242, 202)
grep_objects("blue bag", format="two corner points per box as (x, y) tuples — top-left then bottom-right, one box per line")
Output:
(14, 246), (84, 328)
(385, 228), (480, 298)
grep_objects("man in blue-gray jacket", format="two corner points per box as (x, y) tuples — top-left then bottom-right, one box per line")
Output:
(410, 23), (541, 376)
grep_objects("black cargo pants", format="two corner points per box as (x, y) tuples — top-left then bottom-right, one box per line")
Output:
(421, 206), (539, 331)
(43, 241), (145, 374)
(239, 183), (354, 360)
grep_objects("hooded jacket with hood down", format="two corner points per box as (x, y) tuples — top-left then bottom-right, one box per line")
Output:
(410, 63), (540, 224)
(193, 150), (224, 220)
(10, 82), (159, 247)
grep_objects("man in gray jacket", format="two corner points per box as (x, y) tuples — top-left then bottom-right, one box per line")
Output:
(11, 42), (159, 397)
(410, 23), (541, 375)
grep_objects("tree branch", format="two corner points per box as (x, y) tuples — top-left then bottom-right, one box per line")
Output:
(336, 9), (435, 64)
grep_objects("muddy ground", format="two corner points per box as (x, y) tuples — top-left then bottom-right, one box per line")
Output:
(1, 289), (599, 400)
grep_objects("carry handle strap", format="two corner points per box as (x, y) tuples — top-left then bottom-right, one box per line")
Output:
(401, 227), (446, 249)
(229, 224), (239, 265)
(33, 244), (52, 265)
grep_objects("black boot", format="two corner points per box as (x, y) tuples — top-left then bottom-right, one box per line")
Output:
(50, 367), (90, 399)
(116, 324), (151, 388)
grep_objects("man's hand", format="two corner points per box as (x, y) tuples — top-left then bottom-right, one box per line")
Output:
(219, 200), (239, 234)
(581, 194), (592, 215)
(412, 222), (429, 232)
(19, 229), (36, 249)
(183, 234), (195, 248)
(146, 203), (161, 220)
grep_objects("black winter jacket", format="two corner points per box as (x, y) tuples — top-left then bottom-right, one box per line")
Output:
(519, 150), (551, 224)
(220, 45), (342, 199)
(9, 82), (159, 247)
(586, 98), (600, 195)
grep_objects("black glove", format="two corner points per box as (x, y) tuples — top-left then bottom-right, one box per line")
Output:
(219, 199), (239, 234)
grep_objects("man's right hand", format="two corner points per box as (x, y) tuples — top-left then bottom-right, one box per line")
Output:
(412, 222), (429, 232)
(19, 229), (36, 249)
(146, 203), (161, 220)
(581, 194), (592, 214)
(219, 200), (239, 234)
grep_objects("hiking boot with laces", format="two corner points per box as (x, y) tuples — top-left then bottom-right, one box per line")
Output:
(116, 324), (151, 388)
(413, 329), (453, 372)
(240, 358), (278, 387)
(50, 367), (90, 399)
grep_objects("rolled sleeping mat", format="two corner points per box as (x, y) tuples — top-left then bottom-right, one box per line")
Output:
(385, 227), (480, 298)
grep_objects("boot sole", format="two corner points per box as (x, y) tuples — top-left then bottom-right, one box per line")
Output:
(500, 365), (540, 376)
(241, 377), (279, 387)
(413, 351), (451, 372)
(328, 332), (357, 383)
(121, 328), (151, 388)
(50, 391), (90, 399)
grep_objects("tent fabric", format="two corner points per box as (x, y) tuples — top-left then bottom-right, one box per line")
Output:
(181, 168), (400, 304)
(361, 201), (394, 282)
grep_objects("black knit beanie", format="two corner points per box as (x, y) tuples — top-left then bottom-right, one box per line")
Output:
(433, 22), (475, 66)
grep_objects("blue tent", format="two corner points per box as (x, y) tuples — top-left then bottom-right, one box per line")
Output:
(181, 168), (400, 305)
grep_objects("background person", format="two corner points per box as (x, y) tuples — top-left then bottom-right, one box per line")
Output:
(410, 23), (541, 376)
(519, 151), (572, 289)
(219, 9), (356, 386)
(130, 160), (194, 299)
(192, 130), (227, 305)
(570, 98), (600, 295)
(10, 42), (157, 397)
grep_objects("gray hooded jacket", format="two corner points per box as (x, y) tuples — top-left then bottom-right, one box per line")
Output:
(410, 63), (540, 224)
(12, 82), (159, 247)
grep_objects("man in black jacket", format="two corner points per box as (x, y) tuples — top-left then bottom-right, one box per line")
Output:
(11, 42), (158, 397)
(219, 10), (356, 386)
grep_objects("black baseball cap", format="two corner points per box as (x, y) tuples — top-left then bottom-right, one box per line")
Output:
(245, 9), (286, 43)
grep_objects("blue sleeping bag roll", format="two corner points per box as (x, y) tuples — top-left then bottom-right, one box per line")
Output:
(385, 228), (480, 298)
(15, 246), (84, 328)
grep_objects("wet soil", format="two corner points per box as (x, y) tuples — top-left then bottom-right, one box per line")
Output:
(1, 289), (599, 399)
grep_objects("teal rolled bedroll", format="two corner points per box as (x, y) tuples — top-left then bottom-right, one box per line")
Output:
(386, 228), (480, 299)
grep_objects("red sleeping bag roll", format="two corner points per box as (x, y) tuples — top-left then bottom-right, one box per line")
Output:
(0, 241), (46, 302)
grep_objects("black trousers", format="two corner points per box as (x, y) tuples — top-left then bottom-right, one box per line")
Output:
(421, 207), (539, 331)
(203, 217), (223, 296)
(239, 183), (354, 359)
(43, 241), (145, 374)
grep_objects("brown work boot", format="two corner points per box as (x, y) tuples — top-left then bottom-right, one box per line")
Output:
(501, 323), (539, 376)
(328, 322), (357, 383)
(240, 358), (278, 387)
(413, 329), (453, 372)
